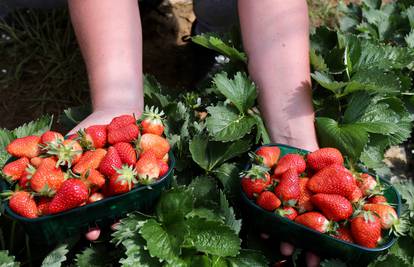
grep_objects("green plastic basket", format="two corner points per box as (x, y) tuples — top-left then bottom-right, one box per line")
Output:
(240, 144), (401, 266)
(1, 150), (175, 245)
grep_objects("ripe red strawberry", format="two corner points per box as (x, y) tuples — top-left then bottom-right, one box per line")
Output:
(158, 159), (169, 178)
(356, 173), (380, 196)
(73, 148), (107, 174)
(274, 168), (300, 206)
(306, 147), (344, 171)
(273, 153), (306, 176)
(30, 157), (44, 168)
(140, 106), (165, 136)
(108, 165), (138, 195)
(311, 194), (353, 221)
(30, 158), (65, 194)
(47, 179), (89, 214)
(363, 204), (404, 234)
(307, 164), (356, 200)
(45, 139), (83, 167)
(135, 151), (160, 184)
(37, 197), (52, 215)
(99, 146), (122, 176)
(332, 226), (354, 243)
(108, 124), (139, 145)
(107, 115), (136, 131)
(82, 169), (105, 189)
(351, 211), (382, 248)
(139, 133), (170, 159)
(88, 192), (104, 203)
(78, 125), (107, 149)
(40, 131), (64, 146)
(18, 169), (32, 189)
(349, 186), (363, 203)
(255, 146), (281, 168)
(7, 136), (41, 158)
(241, 165), (271, 199)
(256, 191), (281, 211)
(368, 195), (388, 204)
(2, 157), (30, 182)
(298, 177), (313, 213)
(9, 191), (38, 218)
(295, 212), (333, 233)
(114, 142), (137, 166)
(276, 207), (298, 220)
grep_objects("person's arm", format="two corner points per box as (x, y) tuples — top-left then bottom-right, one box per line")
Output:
(238, 0), (318, 152)
(68, 0), (143, 133)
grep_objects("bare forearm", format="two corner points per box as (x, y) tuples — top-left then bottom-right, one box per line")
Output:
(69, 0), (143, 113)
(238, 0), (318, 151)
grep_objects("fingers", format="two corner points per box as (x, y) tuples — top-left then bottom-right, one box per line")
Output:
(279, 241), (295, 256)
(85, 227), (101, 241)
(306, 251), (320, 267)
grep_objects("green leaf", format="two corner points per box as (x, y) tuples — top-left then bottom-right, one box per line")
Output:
(41, 244), (68, 267)
(368, 254), (411, 267)
(120, 236), (160, 267)
(156, 187), (193, 225)
(192, 33), (247, 62)
(406, 6), (414, 28)
(140, 219), (180, 262)
(0, 129), (14, 149)
(213, 72), (257, 114)
(186, 208), (223, 222)
(251, 113), (271, 144)
(189, 135), (251, 172)
(143, 75), (171, 108)
(405, 30), (414, 48)
(311, 71), (347, 95)
(360, 145), (390, 176)
(183, 217), (241, 257)
(206, 105), (256, 142)
(392, 180), (414, 218)
(320, 258), (348, 267)
(389, 236), (414, 266)
(76, 245), (123, 267)
(226, 249), (268, 267)
(13, 115), (53, 138)
(310, 48), (328, 72)
(58, 106), (92, 131)
(111, 212), (150, 245)
(188, 176), (219, 209)
(213, 163), (241, 197)
(219, 191), (241, 235)
(0, 250), (19, 267)
(344, 68), (402, 95)
(316, 117), (369, 160)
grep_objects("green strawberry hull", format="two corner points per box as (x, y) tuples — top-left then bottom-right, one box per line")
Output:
(240, 144), (401, 266)
(0, 150), (175, 246)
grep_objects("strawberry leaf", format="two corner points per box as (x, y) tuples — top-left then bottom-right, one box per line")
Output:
(226, 249), (268, 267)
(316, 117), (369, 160)
(41, 243), (69, 267)
(144, 75), (170, 108)
(0, 250), (19, 267)
(213, 163), (241, 198)
(219, 190), (241, 235)
(368, 254), (411, 267)
(76, 245), (123, 267)
(320, 258), (347, 267)
(212, 72), (257, 114)
(13, 114), (52, 138)
(58, 106), (92, 131)
(188, 176), (219, 209)
(389, 236), (414, 266)
(311, 71), (347, 95)
(310, 48), (329, 72)
(405, 30), (414, 48)
(344, 68), (402, 95)
(156, 187), (193, 225)
(206, 105), (256, 142)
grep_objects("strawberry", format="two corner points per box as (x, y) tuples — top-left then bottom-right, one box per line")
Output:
(72, 148), (107, 174)
(78, 125), (107, 149)
(368, 195), (388, 204)
(18, 170), (32, 189)
(47, 179), (89, 214)
(139, 133), (170, 159)
(349, 186), (363, 203)
(7, 136), (41, 158)
(241, 165), (271, 199)
(40, 131), (64, 146)
(135, 151), (160, 185)
(295, 212), (333, 233)
(88, 192), (104, 203)
(158, 159), (169, 178)
(276, 207), (298, 220)
(9, 191), (38, 218)
(356, 173), (380, 196)
(332, 226), (354, 243)
(255, 146), (281, 168)
(363, 204), (406, 235)
(82, 169), (105, 189)
(307, 164), (356, 200)
(107, 115), (136, 131)
(273, 153), (306, 176)
(140, 106), (165, 136)
(99, 146), (122, 176)
(351, 211), (382, 248)
(37, 197), (52, 215)
(108, 165), (138, 195)
(311, 194), (353, 222)
(2, 157), (30, 182)
(30, 157), (44, 168)
(45, 139), (83, 168)
(66, 134), (78, 140)
(108, 124), (140, 145)
(297, 177), (313, 213)
(306, 147), (344, 171)
(256, 191), (281, 211)
(114, 142), (137, 166)
(30, 158), (65, 194)
(274, 168), (300, 206)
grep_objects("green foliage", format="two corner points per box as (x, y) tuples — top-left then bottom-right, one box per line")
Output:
(320, 258), (347, 267)
(0, 250), (19, 267)
(40, 244), (68, 267)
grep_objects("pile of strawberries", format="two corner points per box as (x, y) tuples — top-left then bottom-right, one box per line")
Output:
(1, 108), (170, 219)
(241, 146), (405, 248)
